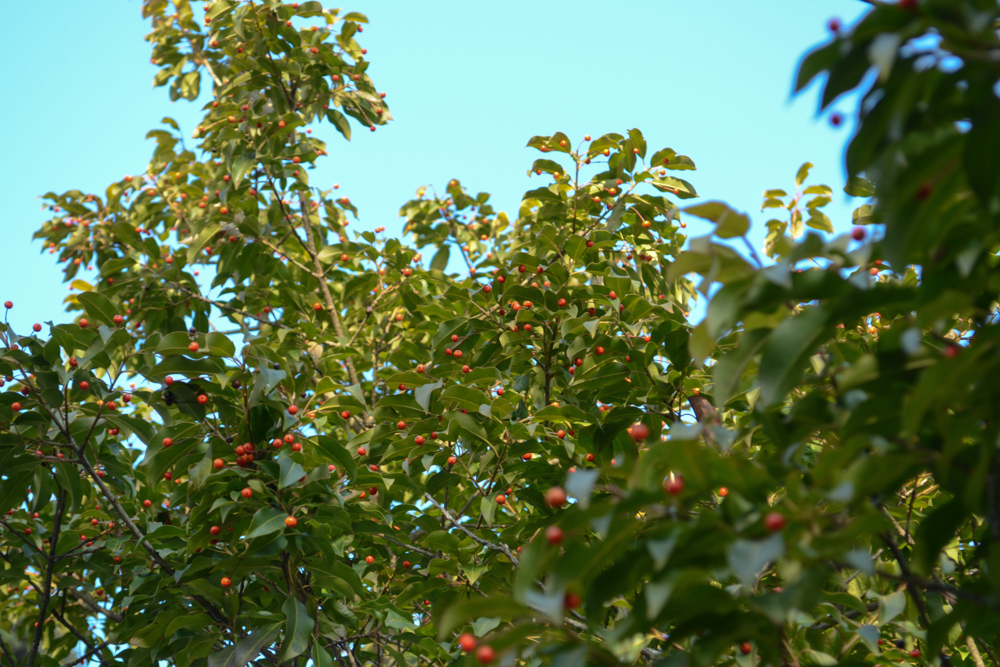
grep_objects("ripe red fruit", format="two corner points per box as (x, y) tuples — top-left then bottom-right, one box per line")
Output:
(188, 342), (200, 352)
(943, 345), (960, 359)
(165, 377), (174, 385)
(143, 499), (152, 508)
(764, 512), (786, 532)
(288, 405), (298, 415)
(522, 453), (532, 461)
(415, 435), (425, 445)
(197, 394), (208, 404)
(630, 423), (650, 442)
(402, 560), (411, 568)
(241, 488), (252, 499)
(3, 301), (10, 309)
(213, 458), (224, 470)
(341, 410), (351, 419)
(556, 429), (566, 439)
(11, 402), (21, 411)
(852, 227), (865, 241)
(221, 577), (232, 588)
(496, 495), (506, 505)
(545, 487), (567, 509)
(210, 525), (221, 536)
(458, 633), (477, 653)
(357, 446), (367, 456)
(827, 17), (841, 32)
(79, 318), (89, 328)
(113, 314), (124, 325)
(910, 649), (922, 658)
(546, 525), (563, 545)
(447, 456), (457, 465)
(475, 645), (495, 665)
(79, 381), (89, 391)
(740, 642), (752, 655)
(719, 487), (729, 497)
(163, 472), (172, 481)
(563, 592), (581, 609)
(664, 476), (685, 495)
(32, 323), (41, 332)
(365, 555), (375, 564)
(831, 112), (844, 127)
(397, 421), (406, 429)
(285, 516), (297, 527)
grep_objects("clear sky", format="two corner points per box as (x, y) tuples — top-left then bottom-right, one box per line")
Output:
(0, 0), (869, 332)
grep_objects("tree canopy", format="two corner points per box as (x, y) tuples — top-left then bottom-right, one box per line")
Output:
(3, 1), (1000, 667)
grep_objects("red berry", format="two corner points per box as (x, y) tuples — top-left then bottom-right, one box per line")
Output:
(365, 555), (374, 564)
(458, 633), (477, 653)
(546, 525), (563, 545)
(475, 645), (495, 665)
(764, 512), (786, 532)
(545, 487), (567, 509)
(740, 642), (752, 655)
(221, 577), (232, 588)
(415, 435), (425, 445)
(563, 592), (581, 609)
(3, 301), (11, 309)
(852, 227), (865, 241)
(630, 423), (650, 442)
(210, 525), (221, 536)
(496, 495), (506, 505)
(162, 437), (173, 448)
(827, 17), (841, 32)
(213, 458), (224, 470)
(285, 516), (297, 527)
(664, 476), (685, 495)
(719, 487), (729, 497)
(241, 488), (252, 499)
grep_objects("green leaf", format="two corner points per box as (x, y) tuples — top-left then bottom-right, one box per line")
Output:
(430, 246), (450, 272)
(279, 597), (314, 662)
(326, 109), (351, 141)
(713, 328), (770, 407)
(206, 332), (236, 357)
(279, 455), (306, 490)
(246, 507), (288, 539)
(0, 470), (32, 516)
(683, 202), (750, 239)
(235, 624), (282, 667)
(795, 162), (813, 187)
(232, 153), (254, 189)
(758, 306), (830, 407)
(77, 292), (119, 325)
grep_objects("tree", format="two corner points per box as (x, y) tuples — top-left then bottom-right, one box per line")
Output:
(3, 1), (1000, 666)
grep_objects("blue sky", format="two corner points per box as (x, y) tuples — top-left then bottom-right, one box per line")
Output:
(0, 0), (869, 332)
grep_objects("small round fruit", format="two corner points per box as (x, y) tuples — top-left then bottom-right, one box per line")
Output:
(285, 516), (298, 528)
(365, 555), (374, 564)
(210, 525), (221, 536)
(563, 592), (581, 609)
(241, 488), (252, 499)
(458, 633), (477, 653)
(188, 342), (200, 352)
(143, 499), (152, 508)
(664, 476), (685, 495)
(545, 487), (567, 509)
(213, 458), (224, 470)
(764, 512), (786, 532)
(546, 525), (563, 545)
(221, 577), (232, 588)
(341, 410), (351, 419)
(496, 495), (506, 505)
(852, 227), (865, 241)
(475, 645), (495, 665)
(719, 487), (729, 497)
(740, 642), (751, 655)
(197, 394), (208, 405)
(415, 435), (425, 445)
(630, 423), (650, 442)
(585, 453), (595, 462)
